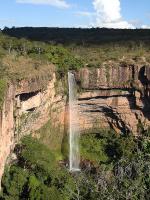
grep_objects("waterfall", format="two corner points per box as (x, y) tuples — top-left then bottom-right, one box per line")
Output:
(68, 72), (80, 172)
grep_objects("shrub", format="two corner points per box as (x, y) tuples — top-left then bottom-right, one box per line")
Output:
(0, 79), (7, 110)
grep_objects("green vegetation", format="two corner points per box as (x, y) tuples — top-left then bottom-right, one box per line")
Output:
(36, 119), (65, 160)
(69, 42), (150, 67)
(45, 45), (83, 77)
(1, 136), (69, 200)
(0, 79), (7, 109)
(1, 129), (150, 200)
(0, 31), (83, 110)
(3, 27), (150, 45)
(1, 27), (150, 77)
(0, 33), (83, 80)
(80, 133), (109, 164)
(3, 27), (150, 66)
(80, 130), (138, 165)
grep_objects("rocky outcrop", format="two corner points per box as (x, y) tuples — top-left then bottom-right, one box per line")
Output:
(77, 64), (133, 89)
(78, 90), (143, 135)
(0, 72), (66, 187)
(76, 62), (150, 135)
(0, 84), (15, 188)
(15, 73), (66, 138)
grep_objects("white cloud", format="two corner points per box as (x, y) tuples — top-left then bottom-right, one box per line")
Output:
(16, 0), (70, 9)
(92, 0), (134, 29)
(141, 24), (150, 29)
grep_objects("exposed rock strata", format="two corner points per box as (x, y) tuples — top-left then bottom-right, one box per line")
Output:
(0, 73), (66, 187)
(0, 85), (15, 188)
(76, 64), (150, 135)
(15, 73), (66, 138)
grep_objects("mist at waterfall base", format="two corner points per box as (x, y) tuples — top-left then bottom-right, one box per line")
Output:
(68, 72), (80, 172)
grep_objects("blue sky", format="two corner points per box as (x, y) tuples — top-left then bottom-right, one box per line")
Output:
(0, 0), (150, 29)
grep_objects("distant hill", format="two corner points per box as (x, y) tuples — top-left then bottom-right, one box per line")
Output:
(2, 27), (150, 45)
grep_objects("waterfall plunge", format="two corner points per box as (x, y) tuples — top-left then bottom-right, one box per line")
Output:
(68, 72), (80, 172)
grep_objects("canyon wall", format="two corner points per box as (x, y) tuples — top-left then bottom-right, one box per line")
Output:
(76, 61), (150, 135)
(1, 60), (150, 186)
(15, 73), (66, 138)
(0, 85), (15, 189)
(0, 72), (66, 186)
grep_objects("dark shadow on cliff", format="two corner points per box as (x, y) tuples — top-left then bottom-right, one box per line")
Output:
(79, 93), (131, 101)
(138, 66), (150, 119)
(123, 66), (150, 123)
(102, 107), (130, 134)
(138, 66), (149, 86)
(81, 105), (130, 135)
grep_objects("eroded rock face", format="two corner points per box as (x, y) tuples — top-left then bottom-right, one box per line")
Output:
(76, 63), (150, 135)
(78, 91), (143, 135)
(0, 84), (15, 188)
(0, 72), (67, 187)
(76, 64), (133, 89)
(15, 73), (66, 139)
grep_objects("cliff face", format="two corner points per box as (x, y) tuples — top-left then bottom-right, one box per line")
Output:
(15, 73), (66, 138)
(1, 60), (150, 187)
(0, 85), (15, 189)
(76, 62), (150, 135)
(0, 72), (66, 186)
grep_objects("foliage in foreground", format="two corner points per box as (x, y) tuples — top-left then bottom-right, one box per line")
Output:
(1, 130), (150, 200)
(1, 136), (72, 200)
(0, 79), (7, 109)
(80, 130), (150, 199)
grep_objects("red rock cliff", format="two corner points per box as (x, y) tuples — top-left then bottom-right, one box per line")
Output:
(0, 84), (15, 188)
(75, 62), (150, 135)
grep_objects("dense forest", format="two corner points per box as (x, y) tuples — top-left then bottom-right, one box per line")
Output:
(0, 28), (150, 199)
(0, 130), (150, 199)
(3, 27), (150, 44)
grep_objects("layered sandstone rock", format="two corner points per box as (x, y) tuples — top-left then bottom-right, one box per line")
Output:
(78, 91), (149, 135)
(0, 84), (15, 188)
(76, 63), (150, 135)
(15, 73), (66, 139)
(0, 72), (66, 187)
(76, 63), (133, 89)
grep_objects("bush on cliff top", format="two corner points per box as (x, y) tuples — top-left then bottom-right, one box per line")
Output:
(0, 79), (7, 110)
